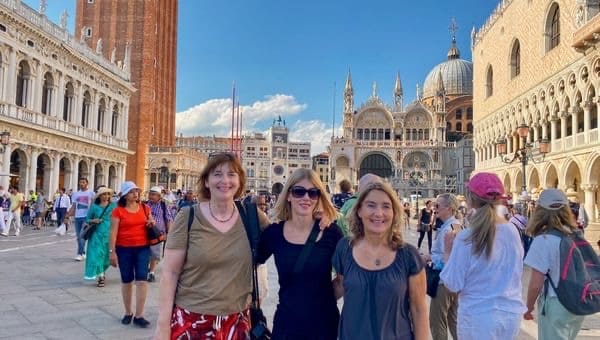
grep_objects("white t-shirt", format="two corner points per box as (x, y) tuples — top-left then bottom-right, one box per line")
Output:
(523, 233), (562, 297)
(440, 223), (526, 316)
(70, 189), (95, 218)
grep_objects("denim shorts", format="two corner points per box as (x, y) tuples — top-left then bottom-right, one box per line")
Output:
(115, 245), (150, 283)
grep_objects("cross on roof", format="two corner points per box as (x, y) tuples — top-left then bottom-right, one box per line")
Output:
(449, 17), (459, 41)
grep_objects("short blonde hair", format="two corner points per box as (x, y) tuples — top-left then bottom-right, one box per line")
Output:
(347, 182), (404, 249)
(272, 168), (337, 222)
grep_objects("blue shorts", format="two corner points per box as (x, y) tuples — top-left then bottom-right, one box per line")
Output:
(115, 245), (150, 283)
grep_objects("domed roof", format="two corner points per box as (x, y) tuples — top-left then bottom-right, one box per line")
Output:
(422, 39), (473, 98)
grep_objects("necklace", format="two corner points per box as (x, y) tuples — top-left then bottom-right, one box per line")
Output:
(375, 258), (381, 266)
(208, 201), (235, 223)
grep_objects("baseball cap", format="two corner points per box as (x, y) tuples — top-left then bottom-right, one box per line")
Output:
(538, 188), (569, 210)
(466, 172), (507, 201)
(119, 181), (139, 197)
(149, 186), (163, 197)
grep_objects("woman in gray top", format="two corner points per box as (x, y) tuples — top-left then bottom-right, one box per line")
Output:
(332, 182), (429, 340)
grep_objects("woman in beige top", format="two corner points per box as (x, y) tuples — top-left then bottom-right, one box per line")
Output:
(154, 153), (271, 340)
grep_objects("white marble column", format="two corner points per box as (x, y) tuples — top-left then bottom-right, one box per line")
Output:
(571, 108), (579, 135)
(560, 114), (568, 139)
(72, 85), (81, 124)
(582, 185), (598, 223)
(32, 65), (43, 111)
(1, 143), (11, 189)
(6, 48), (16, 104)
(28, 149), (40, 192)
(0, 63), (5, 102)
(55, 74), (64, 119)
(584, 101), (592, 142)
(50, 153), (61, 196)
(70, 156), (80, 191)
(551, 117), (558, 141)
(542, 120), (549, 139)
(88, 160), (96, 189)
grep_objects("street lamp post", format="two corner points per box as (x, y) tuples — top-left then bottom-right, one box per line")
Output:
(496, 124), (550, 195)
(0, 131), (10, 153)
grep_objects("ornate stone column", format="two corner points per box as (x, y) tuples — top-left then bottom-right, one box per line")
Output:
(6, 48), (16, 104)
(542, 120), (549, 139)
(1, 143), (11, 189)
(50, 151), (61, 196)
(560, 113), (568, 140)
(70, 155), (80, 191)
(584, 101), (592, 142)
(582, 184), (598, 223)
(570, 107), (579, 136)
(550, 117), (558, 141)
(55, 73), (65, 119)
(28, 149), (40, 191)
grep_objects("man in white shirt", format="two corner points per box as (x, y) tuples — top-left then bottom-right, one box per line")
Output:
(67, 178), (95, 261)
(53, 188), (71, 229)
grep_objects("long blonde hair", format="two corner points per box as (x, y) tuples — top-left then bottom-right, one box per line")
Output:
(347, 182), (404, 249)
(465, 190), (497, 259)
(527, 205), (577, 237)
(271, 168), (337, 223)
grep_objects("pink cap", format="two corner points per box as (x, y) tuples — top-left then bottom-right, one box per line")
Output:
(466, 172), (507, 201)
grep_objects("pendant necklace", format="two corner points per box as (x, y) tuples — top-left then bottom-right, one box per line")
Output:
(209, 201), (235, 223)
(374, 258), (381, 266)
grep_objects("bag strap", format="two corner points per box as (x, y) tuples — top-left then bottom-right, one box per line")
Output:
(97, 203), (111, 220)
(293, 221), (320, 274)
(235, 201), (262, 307)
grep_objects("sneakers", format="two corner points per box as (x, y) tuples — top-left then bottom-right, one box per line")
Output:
(121, 314), (133, 325)
(74, 254), (83, 261)
(133, 316), (150, 328)
(147, 272), (156, 282)
(0, 232), (7, 237)
(14, 229), (20, 237)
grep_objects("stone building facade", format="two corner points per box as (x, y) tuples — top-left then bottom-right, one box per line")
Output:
(0, 0), (133, 193)
(312, 152), (330, 190)
(329, 38), (475, 198)
(472, 0), (600, 236)
(76, 0), (178, 187)
(144, 146), (207, 193)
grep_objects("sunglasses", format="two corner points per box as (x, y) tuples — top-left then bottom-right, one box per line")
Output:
(434, 203), (445, 209)
(289, 186), (321, 200)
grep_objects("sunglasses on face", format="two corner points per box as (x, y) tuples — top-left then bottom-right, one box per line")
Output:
(289, 186), (321, 200)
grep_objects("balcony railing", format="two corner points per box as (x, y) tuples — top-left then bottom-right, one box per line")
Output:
(332, 138), (456, 148)
(0, 102), (128, 149)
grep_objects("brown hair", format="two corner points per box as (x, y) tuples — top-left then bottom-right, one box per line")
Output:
(527, 204), (577, 237)
(272, 168), (337, 222)
(198, 153), (246, 200)
(347, 182), (404, 249)
(465, 190), (497, 259)
(339, 179), (352, 193)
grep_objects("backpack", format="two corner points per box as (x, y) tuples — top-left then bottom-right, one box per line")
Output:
(546, 229), (600, 315)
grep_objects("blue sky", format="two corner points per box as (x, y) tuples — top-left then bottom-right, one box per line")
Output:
(27, 0), (499, 154)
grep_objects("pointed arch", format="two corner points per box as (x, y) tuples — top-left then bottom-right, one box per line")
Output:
(545, 2), (560, 51)
(486, 65), (494, 97)
(510, 39), (521, 78)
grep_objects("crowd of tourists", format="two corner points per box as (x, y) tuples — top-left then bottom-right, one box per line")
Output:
(1, 151), (597, 339)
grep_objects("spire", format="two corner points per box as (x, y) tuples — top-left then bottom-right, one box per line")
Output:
(447, 18), (461, 60)
(372, 81), (378, 98)
(416, 83), (421, 101)
(471, 26), (477, 51)
(434, 70), (446, 112)
(394, 72), (403, 111)
(343, 68), (354, 113)
(435, 69), (445, 94)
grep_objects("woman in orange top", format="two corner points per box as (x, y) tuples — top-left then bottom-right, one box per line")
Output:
(109, 181), (155, 328)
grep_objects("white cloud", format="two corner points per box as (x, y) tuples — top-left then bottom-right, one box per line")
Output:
(176, 94), (307, 137)
(288, 120), (343, 155)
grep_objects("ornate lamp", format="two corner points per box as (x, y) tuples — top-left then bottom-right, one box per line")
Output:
(0, 131), (10, 153)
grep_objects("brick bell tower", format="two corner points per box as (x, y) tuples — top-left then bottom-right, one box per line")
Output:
(76, 0), (178, 187)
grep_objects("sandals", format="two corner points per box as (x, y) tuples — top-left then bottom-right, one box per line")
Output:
(97, 277), (105, 287)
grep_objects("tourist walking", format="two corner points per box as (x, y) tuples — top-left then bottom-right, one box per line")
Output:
(68, 178), (95, 261)
(4, 187), (25, 236)
(84, 187), (116, 287)
(417, 200), (434, 254)
(424, 193), (460, 340)
(53, 188), (71, 229)
(145, 186), (174, 282)
(109, 181), (154, 328)
(524, 188), (585, 339)
(333, 181), (429, 340)
(441, 173), (525, 339)
(258, 168), (342, 339)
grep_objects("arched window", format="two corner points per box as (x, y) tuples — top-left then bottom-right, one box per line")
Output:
(467, 122), (473, 133)
(41, 72), (54, 115)
(456, 122), (463, 132)
(16, 60), (31, 107)
(81, 91), (91, 127)
(111, 105), (119, 136)
(546, 3), (560, 51)
(63, 82), (74, 121)
(486, 66), (493, 97)
(97, 98), (106, 132)
(455, 109), (463, 120)
(467, 107), (473, 119)
(511, 39), (521, 78)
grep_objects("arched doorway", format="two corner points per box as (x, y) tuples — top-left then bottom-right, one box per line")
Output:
(528, 167), (540, 192)
(502, 172), (510, 193)
(59, 157), (72, 190)
(545, 163), (559, 189)
(271, 182), (284, 197)
(36, 153), (52, 194)
(94, 163), (104, 189)
(515, 169), (523, 194)
(334, 155), (351, 187)
(359, 153), (393, 179)
(78, 160), (89, 182)
(108, 165), (117, 190)
(9, 149), (28, 191)
(564, 160), (582, 199)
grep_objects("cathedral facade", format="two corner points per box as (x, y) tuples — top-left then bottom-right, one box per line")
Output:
(0, 1), (133, 194)
(473, 0), (600, 237)
(329, 38), (475, 198)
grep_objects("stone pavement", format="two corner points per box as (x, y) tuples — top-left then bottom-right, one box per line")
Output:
(0, 221), (599, 339)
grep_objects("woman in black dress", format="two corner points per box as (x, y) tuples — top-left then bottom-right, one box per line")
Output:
(257, 168), (342, 340)
(417, 200), (434, 253)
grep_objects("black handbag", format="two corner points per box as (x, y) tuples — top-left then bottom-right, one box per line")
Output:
(425, 263), (441, 298)
(82, 204), (111, 240)
(235, 201), (272, 340)
(143, 204), (166, 245)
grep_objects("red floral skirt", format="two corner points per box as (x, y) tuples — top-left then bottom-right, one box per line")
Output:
(170, 305), (251, 340)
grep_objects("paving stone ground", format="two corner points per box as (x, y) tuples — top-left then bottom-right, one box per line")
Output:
(0, 220), (598, 339)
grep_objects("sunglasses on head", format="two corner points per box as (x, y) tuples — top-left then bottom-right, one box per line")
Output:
(289, 186), (321, 199)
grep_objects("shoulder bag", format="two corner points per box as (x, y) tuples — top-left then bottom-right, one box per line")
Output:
(235, 201), (272, 340)
(82, 204), (111, 240)
(144, 204), (166, 245)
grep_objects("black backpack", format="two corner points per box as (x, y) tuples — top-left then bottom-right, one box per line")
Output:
(546, 229), (600, 315)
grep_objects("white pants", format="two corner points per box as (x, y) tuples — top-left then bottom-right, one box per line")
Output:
(458, 310), (521, 340)
(4, 211), (22, 235)
(0, 209), (6, 234)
